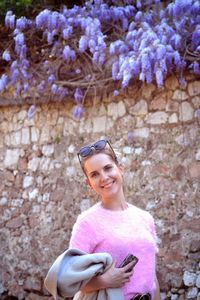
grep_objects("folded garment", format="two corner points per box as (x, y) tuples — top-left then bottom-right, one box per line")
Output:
(44, 248), (124, 300)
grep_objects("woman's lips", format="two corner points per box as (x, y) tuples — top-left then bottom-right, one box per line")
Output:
(102, 181), (115, 189)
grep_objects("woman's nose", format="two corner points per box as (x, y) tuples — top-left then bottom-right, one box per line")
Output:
(99, 171), (108, 181)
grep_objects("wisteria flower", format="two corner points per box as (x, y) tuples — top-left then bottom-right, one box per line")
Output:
(14, 33), (25, 47)
(79, 36), (88, 53)
(73, 105), (84, 119)
(48, 74), (56, 85)
(5, 11), (15, 29)
(27, 105), (36, 120)
(128, 132), (134, 144)
(11, 69), (20, 85)
(113, 90), (119, 97)
(63, 45), (76, 61)
(51, 84), (59, 94)
(0, 74), (8, 93)
(196, 109), (200, 120)
(2, 50), (11, 62)
(16, 17), (28, 30)
(74, 88), (83, 103)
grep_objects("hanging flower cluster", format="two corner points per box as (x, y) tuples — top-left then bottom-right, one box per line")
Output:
(0, 0), (199, 118)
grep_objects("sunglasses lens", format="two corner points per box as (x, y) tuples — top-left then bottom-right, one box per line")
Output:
(79, 146), (92, 157)
(94, 140), (107, 151)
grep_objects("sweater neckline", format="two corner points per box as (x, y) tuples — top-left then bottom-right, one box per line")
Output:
(97, 202), (131, 214)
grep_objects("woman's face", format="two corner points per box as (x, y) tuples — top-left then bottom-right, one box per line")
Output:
(84, 153), (124, 201)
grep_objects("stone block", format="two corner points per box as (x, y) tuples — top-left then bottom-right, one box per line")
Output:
(6, 216), (23, 228)
(21, 128), (30, 145)
(31, 127), (40, 142)
(146, 112), (168, 124)
(18, 157), (28, 171)
(188, 81), (200, 96)
(165, 76), (179, 90)
(107, 101), (126, 120)
(4, 149), (21, 167)
(133, 127), (150, 138)
(23, 176), (34, 188)
(39, 157), (50, 171)
(191, 96), (200, 108)
(28, 157), (40, 172)
(150, 95), (166, 110)
(166, 100), (179, 112)
(196, 149), (200, 161)
(10, 131), (21, 146)
(169, 113), (178, 124)
(172, 90), (189, 101)
(196, 274), (200, 288)
(179, 102), (194, 122)
(40, 127), (50, 144)
(130, 99), (148, 116)
(92, 116), (107, 132)
(189, 163), (200, 178)
(18, 110), (27, 121)
(29, 188), (39, 200)
(187, 287), (198, 299)
(142, 83), (156, 100)
(42, 144), (54, 157)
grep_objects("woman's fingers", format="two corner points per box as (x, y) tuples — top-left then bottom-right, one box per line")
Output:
(123, 260), (136, 273)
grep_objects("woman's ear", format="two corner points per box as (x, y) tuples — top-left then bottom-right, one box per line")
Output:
(85, 178), (91, 187)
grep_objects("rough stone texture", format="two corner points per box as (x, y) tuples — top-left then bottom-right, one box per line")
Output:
(0, 75), (200, 300)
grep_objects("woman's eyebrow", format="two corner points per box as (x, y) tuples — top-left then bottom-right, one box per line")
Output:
(89, 170), (98, 176)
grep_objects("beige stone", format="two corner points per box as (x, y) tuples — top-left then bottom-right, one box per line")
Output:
(179, 102), (194, 122)
(141, 83), (156, 100)
(172, 90), (189, 101)
(92, 116), (107, 132)
(169, 113), (178, 124)
(166, 100), (179, 112)
(10, 131), (21, 146)
(165, 76), (179, 90)
(107, 101), (126, 120)
(133, 127), (150, 138)
(21, 128), (30, 145)
(150, 95), (166, 110)
(146, 111), (168, 124)
(6, 216), (23, 228)
(130, 99), (148, 116)
(31, 127), (40, 142)
(191, 96), (200, 108)
(4, 149), (21, 167)
(40, 127), (50, 143)
(188, 81), (200, 96)
(28, 157), (40, 172)
(189, 163), (200, 178)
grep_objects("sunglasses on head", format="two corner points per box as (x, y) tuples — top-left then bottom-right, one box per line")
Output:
(77, 139), (117, 165)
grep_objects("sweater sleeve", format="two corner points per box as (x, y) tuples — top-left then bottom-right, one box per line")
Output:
(69, 214), (96, 253)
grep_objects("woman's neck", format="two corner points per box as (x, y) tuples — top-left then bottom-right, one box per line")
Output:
(101, 192), (127, 211)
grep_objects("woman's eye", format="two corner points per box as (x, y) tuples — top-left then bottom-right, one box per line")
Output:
(105, 165), (112, 170)
(91, 173), (97, 178)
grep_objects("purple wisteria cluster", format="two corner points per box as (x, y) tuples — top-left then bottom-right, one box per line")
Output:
(0, 0), (200, 118)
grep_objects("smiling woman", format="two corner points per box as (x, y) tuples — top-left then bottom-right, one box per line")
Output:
(68, 138), (161, 300)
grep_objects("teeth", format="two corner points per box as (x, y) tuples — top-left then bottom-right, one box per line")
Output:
(103, 181), (114, 188)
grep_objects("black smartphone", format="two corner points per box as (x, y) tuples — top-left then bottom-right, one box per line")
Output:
(119, 254), (139, 272)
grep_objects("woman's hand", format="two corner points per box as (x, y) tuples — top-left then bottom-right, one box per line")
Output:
(81, 260), (135, 293)
(100, 260), (135, 288)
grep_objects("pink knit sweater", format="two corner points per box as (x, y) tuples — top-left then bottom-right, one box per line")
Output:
(69, 202), (158, 300)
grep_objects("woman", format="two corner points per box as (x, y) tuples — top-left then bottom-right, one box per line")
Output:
(70, 139), (160, 300)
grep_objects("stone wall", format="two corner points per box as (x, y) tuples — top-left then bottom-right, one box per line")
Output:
(0, 75), (200, 300)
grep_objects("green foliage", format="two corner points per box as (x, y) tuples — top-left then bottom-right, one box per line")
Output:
(0, 0), (34, 19)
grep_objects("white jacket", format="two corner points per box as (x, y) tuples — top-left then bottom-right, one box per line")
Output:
(44, 248), (124, 300)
